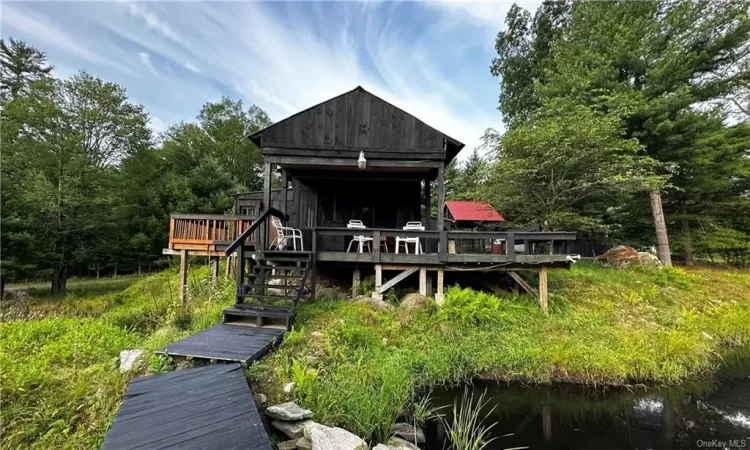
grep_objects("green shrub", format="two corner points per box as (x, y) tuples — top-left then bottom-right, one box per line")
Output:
(438, 286), (502, 325)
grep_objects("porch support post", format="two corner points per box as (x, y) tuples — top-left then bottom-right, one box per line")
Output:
(437, 164), (445, 231)
(373, 264), (383, 300)
(262, 161), (272, 250)
(352, 266), (361, 297)
(419, 266), (427, 296)
(425, 270), (434, 297)
(539, 266), (548, 313)
(280, 168), (288, 220)
(211, 256), (220, 280)
(423, 179), (431, 225)
(179, 249), (188, 307)
(435, 267), (445, 305)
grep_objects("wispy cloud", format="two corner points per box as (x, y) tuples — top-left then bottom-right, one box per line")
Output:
(0, 1), (518, 156)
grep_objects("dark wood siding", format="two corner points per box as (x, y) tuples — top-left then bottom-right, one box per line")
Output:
(260, 88), (446, 160)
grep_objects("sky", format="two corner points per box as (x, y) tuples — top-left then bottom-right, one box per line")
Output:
(1, 1), (541, 159)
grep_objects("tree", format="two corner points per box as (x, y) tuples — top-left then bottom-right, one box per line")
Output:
(490, 1), (570, 125)
(2, 70), (151, 292)
(0, 38), (52, 101)
(483, 100), (656, 231)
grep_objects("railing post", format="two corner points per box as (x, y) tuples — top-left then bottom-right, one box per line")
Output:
(236, 245), (245, 304)
(169, 217), (175, 249)
(373, 230), (381, 263)
(439, 231), (448, 262)
(310, 229), (317, 301)
(507, 232), (515, 262)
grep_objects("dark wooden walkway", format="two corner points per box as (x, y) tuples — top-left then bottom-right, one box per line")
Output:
(101, 364), (271, 450)
(157, 324), (285, 364)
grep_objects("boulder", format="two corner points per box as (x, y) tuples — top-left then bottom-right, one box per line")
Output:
(303, 422), (367, 450)
(119, 349), (145, 373)
(400, 293), (428, 311)
(277, 440), (298, 450)
(388, 437), (420, 450)
(266, 402), (313, 421)
(296, 437), (313, 450)
(391, 422), (425, 443)
(596, 246), (661, 267)
(372, 445), (392, 450)
(355, 295), (392, 310)
(272, 419), (314, 439)
(253, 393), (267, 408)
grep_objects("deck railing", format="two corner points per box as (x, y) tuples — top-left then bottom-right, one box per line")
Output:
(312, 227), (577, 265)
(169, 214), (257, 251)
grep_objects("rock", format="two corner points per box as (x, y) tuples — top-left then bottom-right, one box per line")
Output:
(266, 402), (313, 421)
(253, 393), (267, 408)
(296, 437), (312, 450)
(596, 246), (661, 267)
(277, 439), (298, 450)
(637, 251), (662, 267)
(391, 422), (425, 443)
(284, 382), (296, 394)
(372, 445), (393, 450)
(317, 286), (348, 300)
(388, 437), (420, 450)
(355, 295), (392, 310)
(119, 349), (145, 373)
(303, 422), (368, 450)
(272, 419), (314, 439)
(400, 293), (428, 311)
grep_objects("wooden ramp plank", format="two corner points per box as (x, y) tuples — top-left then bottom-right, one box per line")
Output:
(157, 324), (285, 364)
(102, 364), (271, 450)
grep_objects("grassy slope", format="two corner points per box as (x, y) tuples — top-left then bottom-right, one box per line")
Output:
(0, 268), (234, 449)
(1, 263), (748, 447)
(250, 263), (750, 440)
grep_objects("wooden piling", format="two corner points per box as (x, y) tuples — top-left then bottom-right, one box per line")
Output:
(539, 266), (548, 313)
(179, 249), (188, 307)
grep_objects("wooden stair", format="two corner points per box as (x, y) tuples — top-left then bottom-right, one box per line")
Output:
(223, 250), (311, 329)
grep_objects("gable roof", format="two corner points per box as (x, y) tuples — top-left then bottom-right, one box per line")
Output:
(445, 200), (504, 222)
(250, 86), (465, 163)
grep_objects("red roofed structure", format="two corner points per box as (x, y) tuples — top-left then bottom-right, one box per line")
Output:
(444, 200), (504, 224)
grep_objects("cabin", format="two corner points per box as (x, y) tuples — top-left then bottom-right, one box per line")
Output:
(444, 200), (504, 230)
(165, 87), (576, 328)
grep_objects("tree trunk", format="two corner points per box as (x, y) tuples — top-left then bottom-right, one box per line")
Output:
(51, 265), (68, 294)
(649, 188), (672, 266)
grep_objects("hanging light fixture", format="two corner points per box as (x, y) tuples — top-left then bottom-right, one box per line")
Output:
(358, 151), (367, 169)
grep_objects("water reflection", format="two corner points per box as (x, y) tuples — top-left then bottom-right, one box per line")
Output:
(427, 350), (749, 450)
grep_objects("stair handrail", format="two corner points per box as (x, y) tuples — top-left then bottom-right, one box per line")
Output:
(224, 207), (285, 256)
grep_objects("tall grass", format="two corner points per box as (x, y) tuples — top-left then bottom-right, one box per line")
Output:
(251, 263), (750, 441)
(440, 387), (498, 450)
(0, 266), (235, 449)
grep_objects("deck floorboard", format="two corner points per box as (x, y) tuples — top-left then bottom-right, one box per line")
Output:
(101, 364), (271, 450)
(156, 324), (284, 364)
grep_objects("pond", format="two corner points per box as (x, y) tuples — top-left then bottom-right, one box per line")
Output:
(426, 350), (749, 450)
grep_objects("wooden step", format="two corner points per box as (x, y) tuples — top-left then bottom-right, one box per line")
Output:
(263, 250), (312, 257)
(223, 305), (293, 329)
(252, 266), (307, 273)
(243, 282), (303, 291)
(238, 293), (298, 301)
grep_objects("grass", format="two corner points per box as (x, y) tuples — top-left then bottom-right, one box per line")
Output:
(249, 262), (750, 441)
(0, 266), (234, 449)
(2, 262), (748, 448)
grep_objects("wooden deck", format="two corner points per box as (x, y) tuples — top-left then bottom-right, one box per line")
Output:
(101, 364), (271, 450)
(156, 324), (285, 364)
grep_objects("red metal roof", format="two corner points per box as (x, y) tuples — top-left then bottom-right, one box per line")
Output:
(445, 200), (504, 222)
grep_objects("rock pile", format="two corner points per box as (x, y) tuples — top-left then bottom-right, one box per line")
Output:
(267, 402), (368, 450)
(595, 245), (662, 267)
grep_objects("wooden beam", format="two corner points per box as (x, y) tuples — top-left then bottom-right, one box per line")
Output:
(508, 271), (538, 299)
(419, 266), (427, 296)
(179, 249), (188, 307)
(539, 266), (548, 313)
(280, 168), (288, 219)
(379, 267), (419, 294)
(352, 267), (361, 297)
(436, 164), (445, 231)
(373, 264), (383, 300)
(435, 267), (445, 305)
(266, 155), (443, 168)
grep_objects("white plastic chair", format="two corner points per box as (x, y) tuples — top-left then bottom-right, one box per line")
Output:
(396, 221), (424, 254)
(269, 216), (303, 251)
(346, 220), (373, 253)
